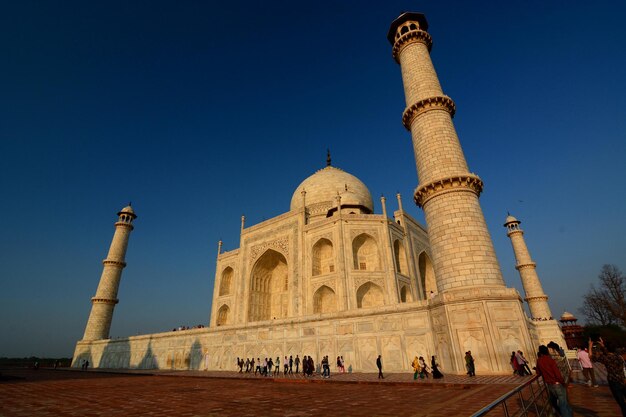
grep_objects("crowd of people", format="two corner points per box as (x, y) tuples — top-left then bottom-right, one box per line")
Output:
(411, 355), (444, 379)
(234, 354), (352, 378)
(171, 325), (205, 332)
(233, 353), (447, 381)
(510, 350), (532, 376)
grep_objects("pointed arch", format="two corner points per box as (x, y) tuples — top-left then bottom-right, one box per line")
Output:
(356, 282), (384, 308)
(248, 249), (289, 322)
(352, 233), (380, 271)
(313, 285), (337, 314)
(400, 285), (412, 302)
(312, 238), (334, 276)
(219, 267), (233, 296)
(418, 251), (437, 298)
(393, 239), (408, 274)
(216, 304), (230, 326)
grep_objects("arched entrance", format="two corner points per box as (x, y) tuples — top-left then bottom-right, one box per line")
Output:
(248, 249), (288, 322)
(313, 285), (337, 313)
(356, 282), (384, 308)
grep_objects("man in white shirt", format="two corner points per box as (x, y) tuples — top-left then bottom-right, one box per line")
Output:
(577, 347), (598, 387)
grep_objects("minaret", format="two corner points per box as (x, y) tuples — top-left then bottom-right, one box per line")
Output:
(504, 215), (552, 320)
(82, 205), (136, 341)
(388, 13), (504, 292)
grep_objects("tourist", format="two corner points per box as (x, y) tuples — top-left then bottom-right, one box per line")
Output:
(547, 341), (565, 357)
(465, 351), (475, 376)
(511, 351), (522, 375)
(340, 356), (345, 373)
(254, 358), (260, 375)
(289, 355), (293, 374)
(536, 345), (572, 417)
(419, 356), (430, 378)
(577, 347), (598, 387)
(284, 356), (289, 375)
(245, 358), (250, 373)
(431, 356), (443, 379)
(295, 355), (300, 374)
(322, 356), (330, 378)
(308, 356), (314, 377)
(516, 351), (532, 375)
(589, 337), (626, 415)
(376, 355), (384, 379)
(411, 356), (420, 380)
(274, 356), (281, 376)
(263, 357), (268, 376)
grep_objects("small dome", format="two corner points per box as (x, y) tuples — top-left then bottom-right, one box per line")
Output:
(504, 214), (519, 226)
(560, 311), (576, 321)
(291, 166), (373, 214)
(118, 205), (136, 218)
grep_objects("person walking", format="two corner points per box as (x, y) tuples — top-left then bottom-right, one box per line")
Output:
(516, 351), (532, 375)
(465, 351), (475, 376)
(289, 355), (293, 375)
(411, 356), (420, 380)
(376, 355), (384, 379)
(577, 347), (598, 387)
(284, 356), (289, 375)
(308, 356), (314, 377)
(418, 356), (430, 379)
(274, 356), (280, 376)
(589, 338), (626, 416)
(295, 355), (300, 374)
(431, 356), (443, 379)
(536, 345), (573, 417)
(511, 351), (522, 375)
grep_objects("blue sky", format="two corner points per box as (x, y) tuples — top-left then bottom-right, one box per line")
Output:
(1, 1), (625, 357)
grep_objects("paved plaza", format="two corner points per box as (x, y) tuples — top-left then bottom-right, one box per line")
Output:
(0, 369), (622, 416)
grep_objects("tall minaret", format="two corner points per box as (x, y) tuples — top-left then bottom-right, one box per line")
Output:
(504, 215), (553, 320)
(82, 205), (137, 341)
(388, 13), (504, 292)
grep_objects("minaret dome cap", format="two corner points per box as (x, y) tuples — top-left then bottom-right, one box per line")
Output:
(504, 214), (520, 226)
(387, 12), (429, 45)
(118, 205), (137, 218)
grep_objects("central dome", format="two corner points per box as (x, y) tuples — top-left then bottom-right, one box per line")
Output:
(290, 166), (374, 215)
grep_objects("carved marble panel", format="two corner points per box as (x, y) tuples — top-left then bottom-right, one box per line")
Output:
(381, 335), (403, 369)
(356, 337), (378, 371)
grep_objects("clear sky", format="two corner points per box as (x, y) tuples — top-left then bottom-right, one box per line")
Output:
(1, 1), (625, 358)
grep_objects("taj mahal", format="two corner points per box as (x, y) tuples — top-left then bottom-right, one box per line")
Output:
(72, 12), (566, 374)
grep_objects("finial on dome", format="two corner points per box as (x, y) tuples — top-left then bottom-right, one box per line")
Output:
(327, 149), (331, 167)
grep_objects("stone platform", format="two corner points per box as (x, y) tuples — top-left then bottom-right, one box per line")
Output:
(0, 368), (622, 416)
